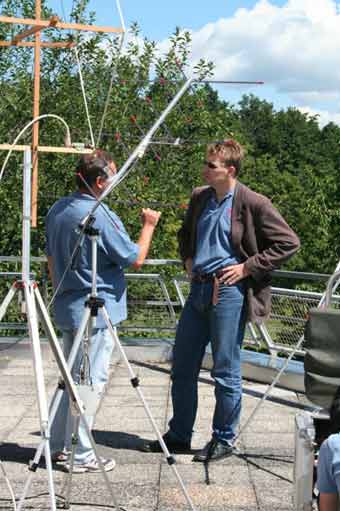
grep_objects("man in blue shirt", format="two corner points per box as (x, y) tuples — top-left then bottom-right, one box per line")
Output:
(144, 139), (299, 462)
(46, 149), (160, 473)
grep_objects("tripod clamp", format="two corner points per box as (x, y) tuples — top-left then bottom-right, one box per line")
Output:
(83, 223), (100, 238)
(85, 296), (105, 317)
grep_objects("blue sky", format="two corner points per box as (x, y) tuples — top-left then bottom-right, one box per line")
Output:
(49, 1), (340, 126)
(53, 1), (286, 39)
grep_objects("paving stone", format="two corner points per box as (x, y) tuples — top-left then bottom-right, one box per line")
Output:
(0, 352), (301, 510)
(159, 482), (257, 508)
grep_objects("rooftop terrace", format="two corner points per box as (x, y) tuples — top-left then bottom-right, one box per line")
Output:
(0, 343), (307, 511)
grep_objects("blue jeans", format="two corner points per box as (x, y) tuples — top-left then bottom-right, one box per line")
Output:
(169, 280), (246, 445)
(50, 328), (114, 463)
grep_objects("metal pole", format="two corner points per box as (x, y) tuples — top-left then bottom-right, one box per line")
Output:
(91, 235), (98, 297)
(31, 0), (41, 227)
(324, 270), (340, 306)
(89, 76), (194, 218)
(22, 149), (32, 282)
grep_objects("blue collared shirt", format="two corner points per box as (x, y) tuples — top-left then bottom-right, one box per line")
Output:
(192, 189), (240, 274)
(45, 192), (139, 330)
(318, 433), (340, 494)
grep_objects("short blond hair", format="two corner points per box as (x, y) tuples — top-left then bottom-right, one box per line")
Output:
(207, 139), (245, 176)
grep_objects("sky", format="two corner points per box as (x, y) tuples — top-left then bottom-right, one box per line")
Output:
(49, 0), (340, 127)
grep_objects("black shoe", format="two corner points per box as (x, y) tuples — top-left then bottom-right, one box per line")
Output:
(192, 438), (234, 462)
(141, 432), (191, 454)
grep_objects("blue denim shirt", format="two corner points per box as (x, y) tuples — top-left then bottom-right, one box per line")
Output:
(46, 192), (139, 330)
(192, 189), (240, 274)
(318, 433), (340, 494)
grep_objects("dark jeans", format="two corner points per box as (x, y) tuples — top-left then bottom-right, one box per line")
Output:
(169, 280), (246, 445)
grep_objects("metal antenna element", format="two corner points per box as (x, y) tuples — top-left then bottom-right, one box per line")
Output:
(91, 77), (195, 215)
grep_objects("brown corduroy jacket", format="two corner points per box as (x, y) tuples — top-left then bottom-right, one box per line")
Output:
(177, 182), (300, 323)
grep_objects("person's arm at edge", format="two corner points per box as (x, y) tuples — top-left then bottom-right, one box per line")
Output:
(317, 438), (339, 511)
(319, 492), (338, 511)
(132, 208), (161, 270)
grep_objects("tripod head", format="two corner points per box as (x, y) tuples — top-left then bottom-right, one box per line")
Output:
(71, 215), (99, 271)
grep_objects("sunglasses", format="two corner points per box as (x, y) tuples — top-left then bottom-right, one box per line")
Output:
(204, 160), (219, 169)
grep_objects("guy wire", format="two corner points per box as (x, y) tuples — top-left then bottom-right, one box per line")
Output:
(73, 45), (95, 148)
(96, 0), (127, 146)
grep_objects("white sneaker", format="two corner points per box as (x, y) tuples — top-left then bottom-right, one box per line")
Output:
(64, 457), (115, 474)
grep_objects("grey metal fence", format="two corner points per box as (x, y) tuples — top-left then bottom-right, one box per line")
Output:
(1, 256), (339, 356)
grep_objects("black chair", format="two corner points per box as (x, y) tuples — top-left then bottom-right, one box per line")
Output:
(304, 270), (340, 409)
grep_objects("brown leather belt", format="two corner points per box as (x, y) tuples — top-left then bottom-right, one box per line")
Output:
(192, 270), (225, 305)
(191, 273), (215, 283)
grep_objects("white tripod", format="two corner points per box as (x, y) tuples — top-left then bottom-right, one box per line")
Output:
(0, 76), (198, 510)
(0, 150), (121, 511)
(0, 149), (56, 510)
(46, 215), (197, 510)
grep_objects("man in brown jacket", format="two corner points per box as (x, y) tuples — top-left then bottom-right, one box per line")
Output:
(144, 139), (300, 462)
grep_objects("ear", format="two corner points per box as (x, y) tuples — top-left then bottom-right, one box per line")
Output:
(95, 175), (105, 190)
(228, 165), (237, 178)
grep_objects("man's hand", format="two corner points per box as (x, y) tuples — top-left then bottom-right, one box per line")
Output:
(133, 209), (161, 269)
(142, 208), (161, 227)
(218, 263), (250, 286)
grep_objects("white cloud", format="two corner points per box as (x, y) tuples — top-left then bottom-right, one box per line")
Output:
(119, 0), (340, 126)
(298, 106), (340, 127)
(176, 0), (340, 121)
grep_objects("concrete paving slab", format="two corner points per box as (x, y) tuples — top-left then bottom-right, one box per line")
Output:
(0, 346), (304, 511)
(159, 483), (257, 509)
(100, 405), (165, 419)
(241, 433), (295, 451)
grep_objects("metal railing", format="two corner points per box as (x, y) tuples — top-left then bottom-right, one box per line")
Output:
(1, 256), (339, 356)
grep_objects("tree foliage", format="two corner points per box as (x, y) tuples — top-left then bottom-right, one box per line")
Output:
(1, 0), (340, 276)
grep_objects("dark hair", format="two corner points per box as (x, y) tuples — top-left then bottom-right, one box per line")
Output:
(76, 149), (114, 189)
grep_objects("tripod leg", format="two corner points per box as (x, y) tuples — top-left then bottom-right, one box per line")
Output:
(18, 295), (92, 509)
(101, 306), (197, 511)
(17, 283), (57, 511)
(34, 288), (121, 510)
(17, 441), (45, 511)
(36, 291), (91, 430)
(0, 283), (17, 321)
(0, 459), (17, 509)
(234, 322), (306, 445)
(62, 416), (80, 509)
(44, 439), (56, 509)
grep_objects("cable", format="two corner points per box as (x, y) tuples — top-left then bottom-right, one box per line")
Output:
(0, 114), (72, 183)
(96, 33), (125, 147)
(59, 0), (68, 23)
(96, 0), (127, 146)
(73, 45), (95, 148)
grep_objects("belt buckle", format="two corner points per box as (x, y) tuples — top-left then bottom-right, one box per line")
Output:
(202, 272), (214, 283)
